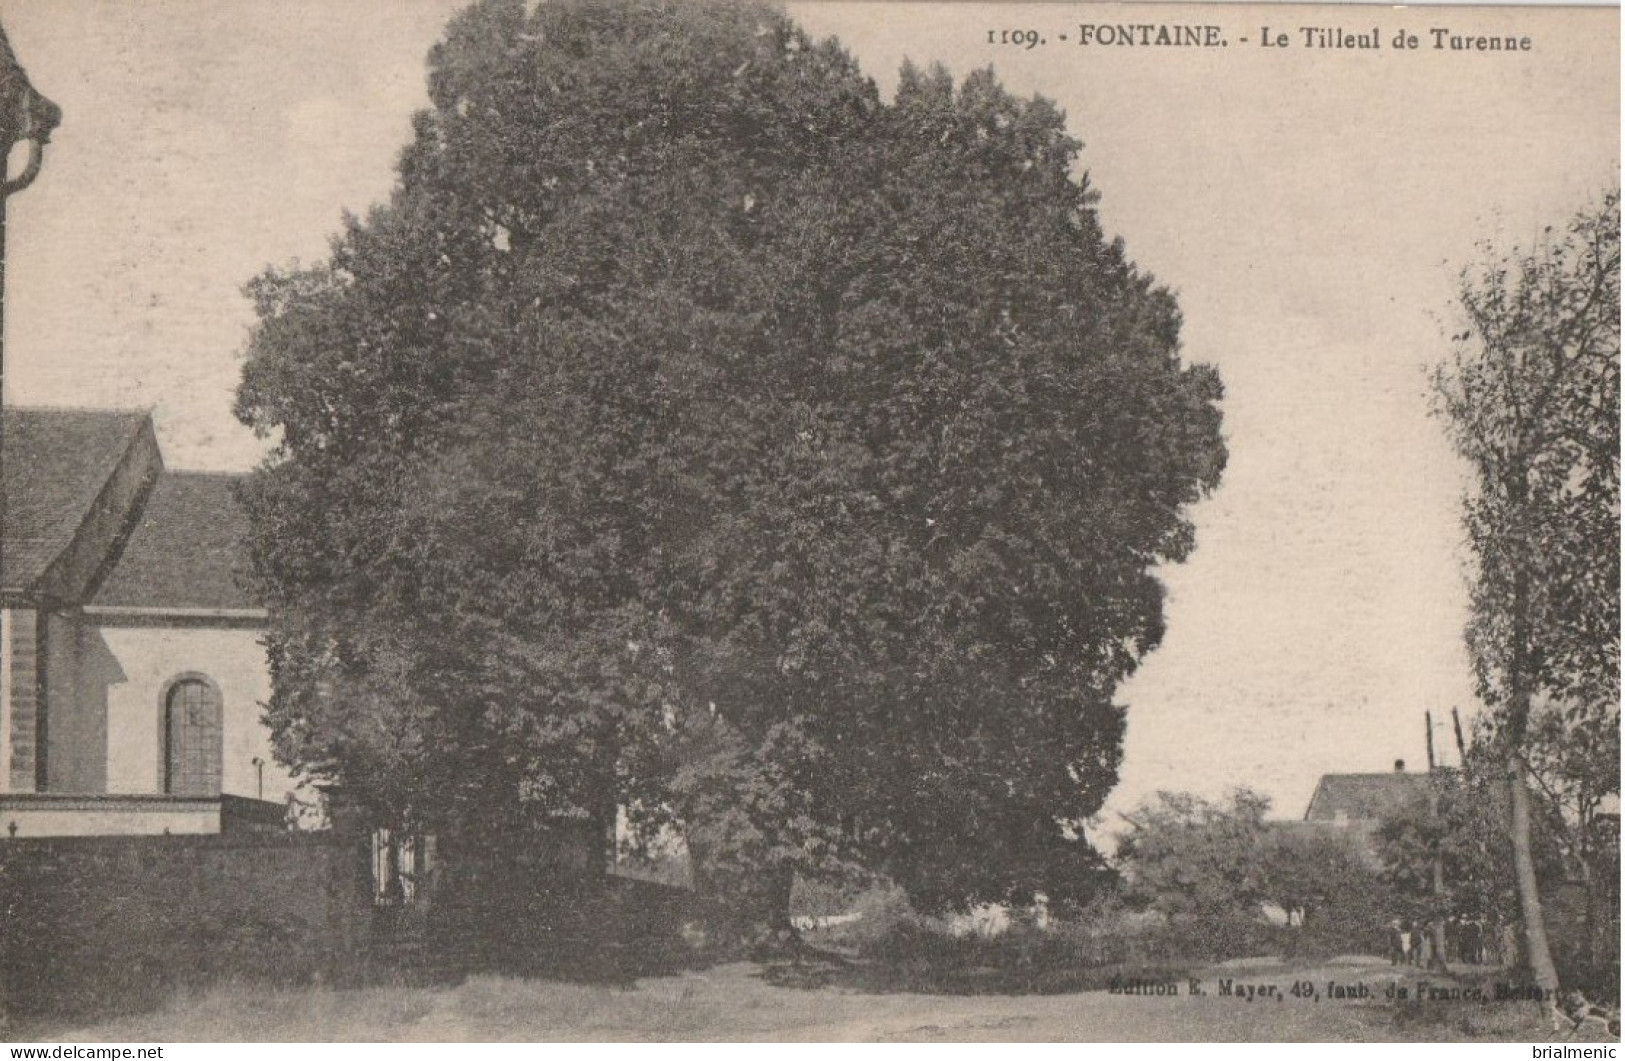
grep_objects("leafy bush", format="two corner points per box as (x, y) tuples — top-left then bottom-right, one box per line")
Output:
(851, 916), (1194, 995)
(1130, 913), (1286, 965)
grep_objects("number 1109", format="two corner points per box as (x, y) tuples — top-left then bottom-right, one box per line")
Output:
(988, 29), (1042, 48)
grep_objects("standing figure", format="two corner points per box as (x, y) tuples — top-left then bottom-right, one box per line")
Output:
(1460, 918), (1483, 965)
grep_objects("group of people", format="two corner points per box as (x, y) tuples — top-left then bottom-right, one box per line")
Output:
(1388, 916), (1489, 967)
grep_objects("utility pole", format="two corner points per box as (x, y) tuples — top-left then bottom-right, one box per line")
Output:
(1451, 706), (1469, 763)
(1425, 710), (1448, 970)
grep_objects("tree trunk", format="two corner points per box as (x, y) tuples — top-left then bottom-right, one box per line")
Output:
(755, 862), (799, 952)
(684, 838), (800, 957)
(713, 862), (799, 958)
(1429, 910), (1449, 972)
(1575, 791), (1606, 985)
(1502, 528), (1560, 1024)
(1507, 755), (1561, 1022)
(1579, 844), (1599, 982)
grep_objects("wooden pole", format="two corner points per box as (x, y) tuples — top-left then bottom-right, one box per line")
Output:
(1426, 711), (1448, 970)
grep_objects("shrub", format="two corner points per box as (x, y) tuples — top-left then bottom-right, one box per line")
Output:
(847, 902), (1200, 995)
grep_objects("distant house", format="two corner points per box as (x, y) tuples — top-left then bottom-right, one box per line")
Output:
(0, 406), (291, 837)
(1286, 759), (1432, 867)
(1304, 760), (1433, 825)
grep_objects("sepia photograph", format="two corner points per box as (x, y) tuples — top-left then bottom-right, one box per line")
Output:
(0, 0), (1615, 1044)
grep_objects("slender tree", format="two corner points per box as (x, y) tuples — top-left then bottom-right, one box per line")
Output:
(1377, 741), (1567, 955)
(1429, 192), (1620, 1008)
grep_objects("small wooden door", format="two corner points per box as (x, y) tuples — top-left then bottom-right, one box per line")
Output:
(164, 678), (222, 796)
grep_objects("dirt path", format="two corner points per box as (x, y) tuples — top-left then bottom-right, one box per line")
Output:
(44, 957), (1576, 1042)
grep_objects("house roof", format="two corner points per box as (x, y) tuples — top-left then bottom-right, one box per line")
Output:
(91, 471), (260, 611)
(2, 407), (151, 593)
(1303, 771), (1431, 823)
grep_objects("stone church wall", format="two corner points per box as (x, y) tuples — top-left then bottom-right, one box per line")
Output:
(0, 829), (371, 1020)
(36, 615), (293, 801)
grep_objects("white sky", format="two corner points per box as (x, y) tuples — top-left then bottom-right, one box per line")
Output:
(0, 1), (1615, 825)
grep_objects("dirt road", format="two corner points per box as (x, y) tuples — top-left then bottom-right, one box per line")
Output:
(44, 956), (1583, 1042)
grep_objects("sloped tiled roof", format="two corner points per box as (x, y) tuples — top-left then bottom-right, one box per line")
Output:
(1304, 772), (1431, 823)
(91, 471), (260, 610)
(2, 407), (151, 593)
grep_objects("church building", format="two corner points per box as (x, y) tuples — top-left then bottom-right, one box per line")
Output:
(0, 406), (291, 836)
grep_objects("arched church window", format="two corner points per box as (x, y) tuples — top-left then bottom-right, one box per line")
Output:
(164, 676), (222, 796)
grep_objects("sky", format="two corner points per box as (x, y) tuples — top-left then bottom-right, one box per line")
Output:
(0, 1), (1615, 826)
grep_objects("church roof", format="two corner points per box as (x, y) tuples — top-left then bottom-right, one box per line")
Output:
(91, 471), (259, 611)
(2, 407), (151, 593)
(1303, 771), (1431, 822)
(2, 406), (261, 612)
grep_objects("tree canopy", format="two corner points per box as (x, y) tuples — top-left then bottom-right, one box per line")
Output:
(235, 0), (1226, 922)
(1115, 789), (1273, 919)
(1116, 788), (1387, 949)
(1432, 192), (1620, 750)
